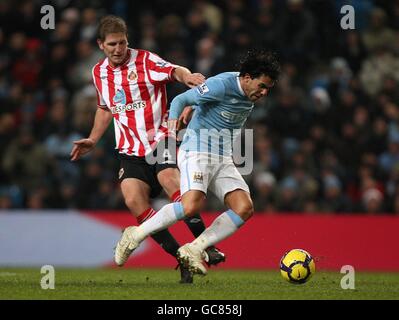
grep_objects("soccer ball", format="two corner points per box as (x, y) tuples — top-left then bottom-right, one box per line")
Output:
(280, 249), (316, 284)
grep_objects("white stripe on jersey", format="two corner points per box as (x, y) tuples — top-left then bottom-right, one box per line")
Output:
(149, 70), (171, 82)
(113, 118), (124, 150)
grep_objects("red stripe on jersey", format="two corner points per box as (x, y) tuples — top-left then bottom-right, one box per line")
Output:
(158, 85), (169, 138)
(121, 67), (145, 156)
(160, 85), (168, 122)
(136, 51), (155, 145)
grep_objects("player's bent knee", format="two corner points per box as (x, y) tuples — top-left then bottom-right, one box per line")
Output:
(235, 203), (254, 221)
(181, 190), (206, 217)
(158, 168), (179, 185)
(124, 197), (149, 217)
(182, 202), (201, 217)
(244, 205), (254, 220)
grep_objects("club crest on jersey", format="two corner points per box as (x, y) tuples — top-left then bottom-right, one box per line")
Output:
(113, 89), (127, 105)
(128, 71), (137, 81)
(193, 172), (204, 184)
(197, 83), (209, 95)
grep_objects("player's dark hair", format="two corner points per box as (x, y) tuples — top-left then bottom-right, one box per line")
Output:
(97, 15), (128, 42)
(239, 50), (281, 81)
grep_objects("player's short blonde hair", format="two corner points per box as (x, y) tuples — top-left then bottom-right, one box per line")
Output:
(97, 15), (128, 42)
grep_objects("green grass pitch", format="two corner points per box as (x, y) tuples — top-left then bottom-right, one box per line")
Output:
(1, 268), (398, 300)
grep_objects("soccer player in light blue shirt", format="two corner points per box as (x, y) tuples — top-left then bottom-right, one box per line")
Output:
(170, 71), (255, 156)
(114, 50), (281, 275)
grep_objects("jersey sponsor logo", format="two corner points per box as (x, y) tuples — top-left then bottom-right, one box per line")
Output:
(113, 89), (127, 105)
(221, 110), (249, 123)
(110, 101), (146, 114)
(197, 83), (209, 95)
(193, 171), (204, 184)
(111, 89), (146, 113)
(128, 71), (137, 81)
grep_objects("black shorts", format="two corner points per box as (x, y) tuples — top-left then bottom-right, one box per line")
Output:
(117, 139), (178, 198)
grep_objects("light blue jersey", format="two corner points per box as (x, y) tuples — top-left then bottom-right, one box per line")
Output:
(169, 72), (254, 156)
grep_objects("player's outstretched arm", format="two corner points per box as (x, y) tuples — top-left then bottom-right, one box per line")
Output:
(70, 107), (113, 161)
(169, 90), (198, 121)
(169, 77), (225, 122)
(172, 66), (205, 88)
(168, 90), (198, 138)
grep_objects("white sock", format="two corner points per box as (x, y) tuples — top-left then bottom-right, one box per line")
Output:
(136, 202), (185, 241)
(191, 209), (244, 251)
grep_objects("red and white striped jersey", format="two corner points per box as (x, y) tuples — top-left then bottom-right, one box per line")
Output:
(92, 48), (176, 157)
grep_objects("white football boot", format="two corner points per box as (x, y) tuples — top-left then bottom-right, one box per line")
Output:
(114, 226), (141, 266)
(177, 243), (207, 275)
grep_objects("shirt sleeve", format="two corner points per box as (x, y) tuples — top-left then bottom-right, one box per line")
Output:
(169, 77), (225, 119)
(146, 51), (177, 84)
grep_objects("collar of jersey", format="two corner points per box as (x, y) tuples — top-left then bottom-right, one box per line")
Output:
(236, 76), (245, 96)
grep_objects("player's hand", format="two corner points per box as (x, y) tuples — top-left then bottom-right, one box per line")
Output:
(167, 119), (178, 138)
(70, 138), (95, 161)
(177, 106), (194, 130)
(184, 73), (206, 88)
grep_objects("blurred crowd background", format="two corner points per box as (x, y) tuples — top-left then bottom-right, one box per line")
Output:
(1, 0), (399, 214)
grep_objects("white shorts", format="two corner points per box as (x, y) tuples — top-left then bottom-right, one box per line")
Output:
(178, 150), (250, 203)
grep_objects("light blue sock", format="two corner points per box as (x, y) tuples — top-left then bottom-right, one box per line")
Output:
(192, 209), (244, 250)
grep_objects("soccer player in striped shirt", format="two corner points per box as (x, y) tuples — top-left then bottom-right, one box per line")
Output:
(113, 50), (281, 276)
(70, 15), (225, 283)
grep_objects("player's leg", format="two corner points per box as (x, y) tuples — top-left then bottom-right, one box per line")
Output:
(155, 136), (212, 240)
(113, 151), (212, 265)
(131, 189), (205, 239)
(120, 178), (180, 259)
(135, 148), (211, 237)
(178, 162), (253, 275)
(178, 189), (253, 275)
(113, 171), (208, 260)
(115, 158), (182, 269)
(189, 170), (254, 251)
(157, 167), (210, 238)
